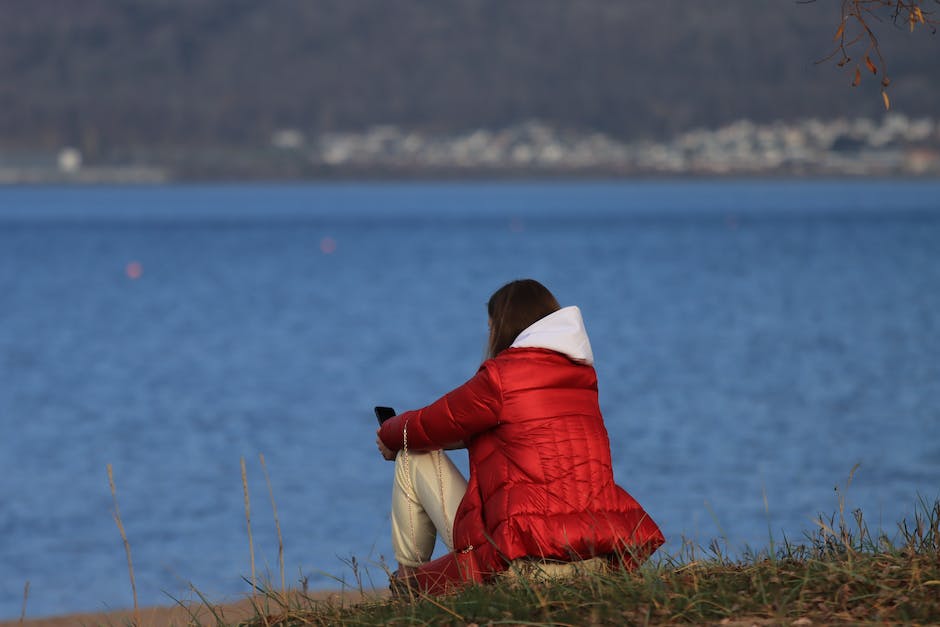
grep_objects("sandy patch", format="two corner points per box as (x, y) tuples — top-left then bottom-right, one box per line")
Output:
(1, 588), (389, 627)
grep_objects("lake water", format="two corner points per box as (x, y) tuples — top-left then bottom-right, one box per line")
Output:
(1, 181), (938, 619)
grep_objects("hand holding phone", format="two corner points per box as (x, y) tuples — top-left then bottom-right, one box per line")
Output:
(374, 406), (396, 425)
(375, 406), (397, 461)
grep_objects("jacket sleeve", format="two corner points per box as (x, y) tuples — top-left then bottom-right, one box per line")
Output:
(379, 360), (502, 452)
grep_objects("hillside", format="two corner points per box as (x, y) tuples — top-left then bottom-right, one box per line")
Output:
(1, 0), (938, 175)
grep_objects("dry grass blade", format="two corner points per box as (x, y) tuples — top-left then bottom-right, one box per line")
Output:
(19, 580), (29, 625)
(241, 456), (257, 594)
(185, 584), (229, 627)
(260, 452), (286, 593)
(107, 463), (140, 627)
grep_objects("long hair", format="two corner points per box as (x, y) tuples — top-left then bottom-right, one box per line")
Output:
(486, 279), (561, 359)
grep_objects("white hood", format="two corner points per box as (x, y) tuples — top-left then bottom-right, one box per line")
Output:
(510, 306), (594, 365)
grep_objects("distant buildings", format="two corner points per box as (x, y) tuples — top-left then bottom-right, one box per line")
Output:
(301, 114), (940, 177)
(0, 115), (937, 183)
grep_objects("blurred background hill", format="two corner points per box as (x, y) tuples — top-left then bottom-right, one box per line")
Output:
(1, 0), (939, 180)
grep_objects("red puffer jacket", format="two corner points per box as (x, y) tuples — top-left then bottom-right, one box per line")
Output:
(379, 308), (664, 594)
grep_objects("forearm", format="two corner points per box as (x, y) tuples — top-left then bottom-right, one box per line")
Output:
(378, 364), (501, 452)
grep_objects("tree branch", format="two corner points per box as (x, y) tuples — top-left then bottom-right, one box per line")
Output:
(810, 0), (939, 108)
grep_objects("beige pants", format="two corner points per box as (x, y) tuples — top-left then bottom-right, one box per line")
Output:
(391, 449), (468, 567)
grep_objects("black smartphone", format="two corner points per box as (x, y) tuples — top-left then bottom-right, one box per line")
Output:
(374, 406), (396, 425)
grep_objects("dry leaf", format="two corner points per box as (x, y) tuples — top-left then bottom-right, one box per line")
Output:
(834, 21), (845, 41)
(865, 55), (877, 75)
(882, 90), (891, 110)
(852, 67), (862, 87)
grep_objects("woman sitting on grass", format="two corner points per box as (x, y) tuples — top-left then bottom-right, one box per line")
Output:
(376, 279), (664, 594)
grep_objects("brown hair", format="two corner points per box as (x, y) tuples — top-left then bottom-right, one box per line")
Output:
(486, 279), (561, 359)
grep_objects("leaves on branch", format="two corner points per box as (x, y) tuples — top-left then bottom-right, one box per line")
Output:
(817, 0), (938, 109)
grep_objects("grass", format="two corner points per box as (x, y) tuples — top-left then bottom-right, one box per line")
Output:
(95, 462), (938, 626)
(229, 497), (940, 626)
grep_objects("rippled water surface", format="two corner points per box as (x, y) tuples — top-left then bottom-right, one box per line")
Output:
(1, 181), (938, 618)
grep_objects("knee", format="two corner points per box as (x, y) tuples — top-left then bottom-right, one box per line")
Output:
(393, 449), (439, 483)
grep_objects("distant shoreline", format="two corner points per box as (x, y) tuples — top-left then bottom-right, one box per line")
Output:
(1, 168), (939, 186)
(4, 115), (939, 184)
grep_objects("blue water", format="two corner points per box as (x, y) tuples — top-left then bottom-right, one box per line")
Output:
(1, 181), (938, 619)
